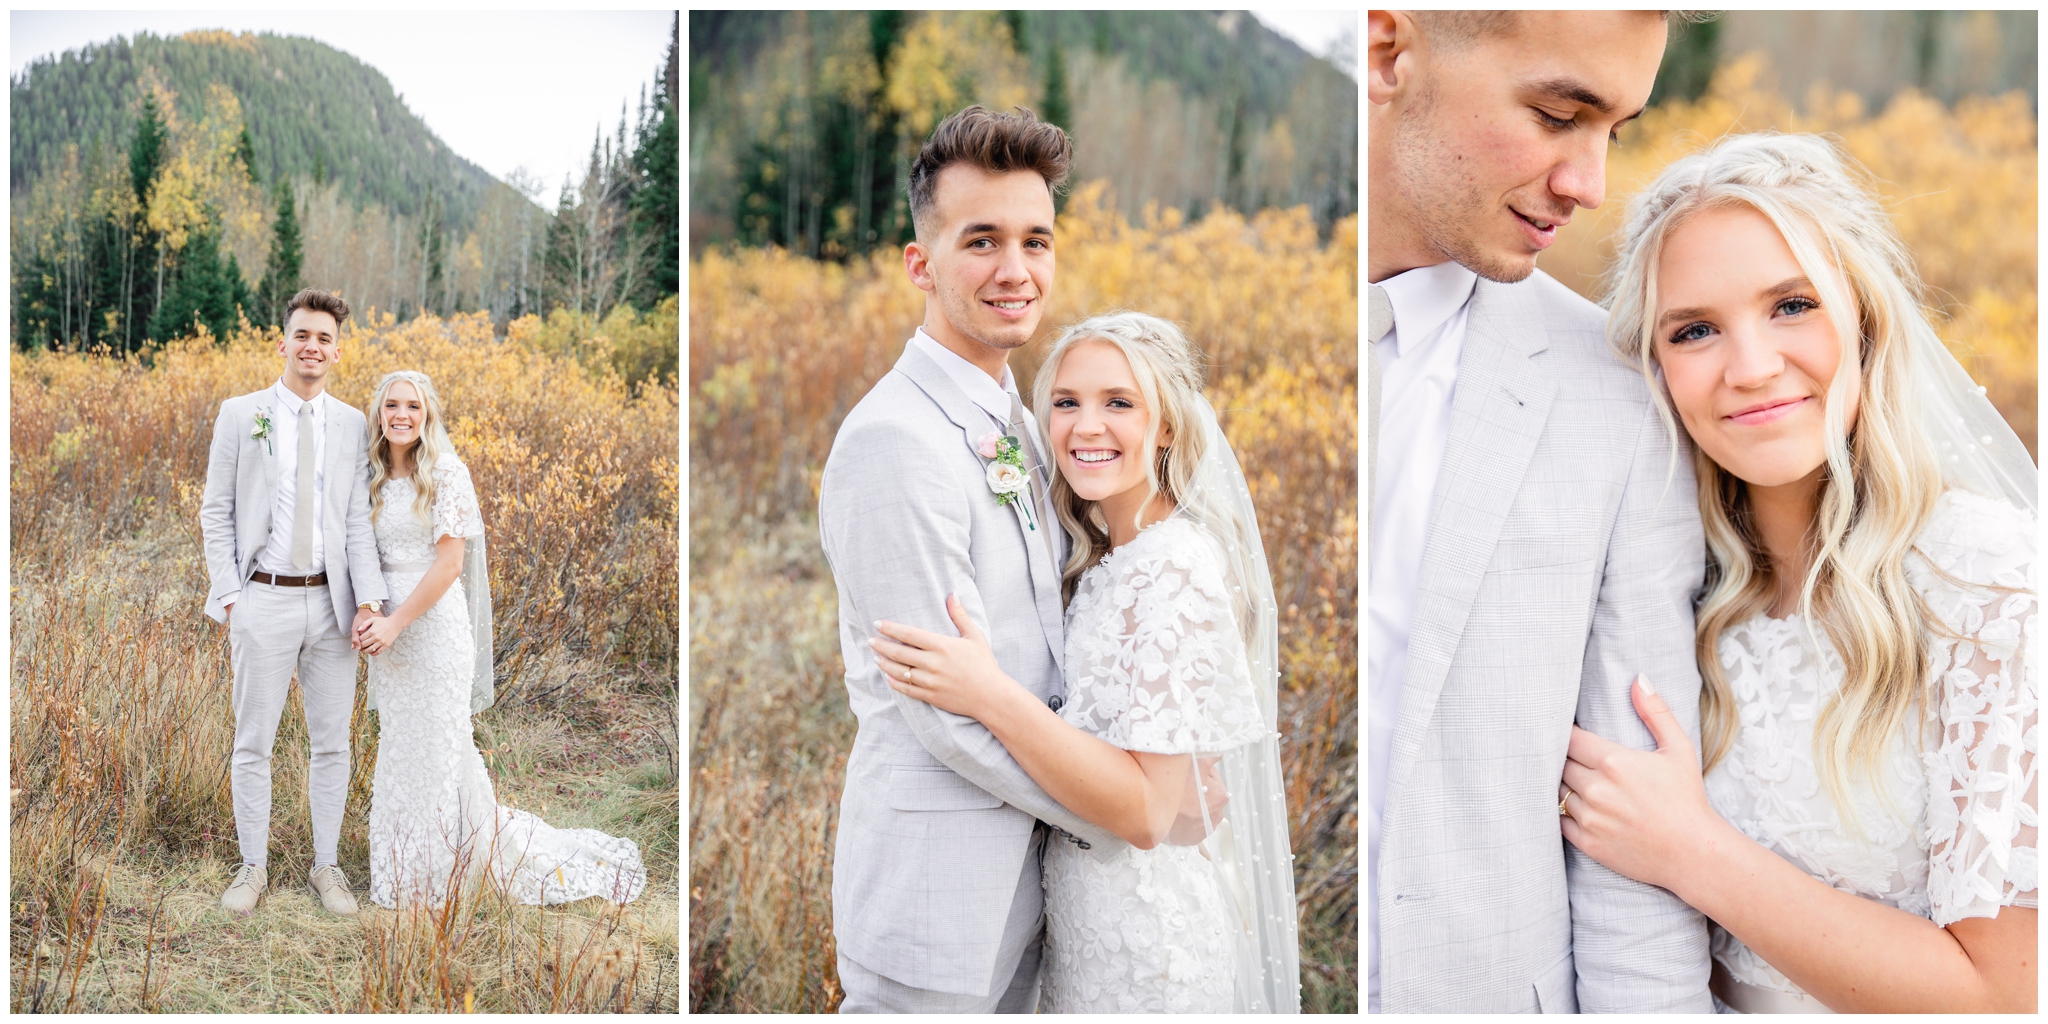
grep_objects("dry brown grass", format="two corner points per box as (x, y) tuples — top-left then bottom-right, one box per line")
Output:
(10, 313), (680, 1012)
(689, 188), (1358, 1011)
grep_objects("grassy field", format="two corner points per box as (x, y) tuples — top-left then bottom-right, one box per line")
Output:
(689, 188), (1359, 1011)
(10, 311), (680, 1012)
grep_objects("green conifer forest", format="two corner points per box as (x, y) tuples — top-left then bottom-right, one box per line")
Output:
(11, 16), (679, 351)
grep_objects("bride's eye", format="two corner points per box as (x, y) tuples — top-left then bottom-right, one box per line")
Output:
(1776, 297), (1819, 317)
(1052, 397), (1077, 409)
(1668, 321), (1714, 345)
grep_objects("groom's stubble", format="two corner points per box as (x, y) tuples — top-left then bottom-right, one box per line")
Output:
(905, 164), (1058, 379)
(278, 309), (342, 402)
(1367, 10), (1666, 284)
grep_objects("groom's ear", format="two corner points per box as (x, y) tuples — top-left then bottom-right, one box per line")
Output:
(903, 240), (937, 295)
(1367, 10), (1419, 107)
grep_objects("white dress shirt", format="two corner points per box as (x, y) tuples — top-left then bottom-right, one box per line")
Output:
(1367, 260), (1478, 1012)
(908, 328), (1067, 568)
(255, 379), (331, 577)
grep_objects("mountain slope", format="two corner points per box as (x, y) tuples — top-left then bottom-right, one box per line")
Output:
(687, 10), (1355, 256)
(11, 30), (498, 226)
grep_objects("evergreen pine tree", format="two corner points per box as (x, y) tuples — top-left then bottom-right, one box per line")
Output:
(1042, 39), (1071, 132)
(257, 180), (305, 326)
(541, 183), (583, 314)
(129, 92), (167, 204)
(630, 16), (680, 303)
(129, 93), (170, 351)
(236, 122), (260, 183)
(149, 225), (250, 343)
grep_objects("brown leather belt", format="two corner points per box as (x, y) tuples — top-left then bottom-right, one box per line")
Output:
(250, 570), (328, 587)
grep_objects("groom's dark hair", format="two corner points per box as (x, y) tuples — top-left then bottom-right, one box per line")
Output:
(285, 288), (351, 332)
(908, 105), (1071, 240)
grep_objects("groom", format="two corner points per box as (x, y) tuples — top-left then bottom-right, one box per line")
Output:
(200, 288), (385, 919)
(818, 106), (1122, 1012)
(1367, 11), (1713, 1012)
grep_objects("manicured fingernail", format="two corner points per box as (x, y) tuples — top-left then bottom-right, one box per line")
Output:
(1637, 674), (1656, 697)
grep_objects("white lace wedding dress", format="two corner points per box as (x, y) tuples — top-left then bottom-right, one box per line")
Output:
(1040, 517), (1268, 1012)
(366, 454), (648, 909)
(1702, 490), (2037, 1011)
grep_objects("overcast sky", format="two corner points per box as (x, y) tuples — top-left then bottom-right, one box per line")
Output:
(11, 9), (675, 196)
(1250, 9), (1358, 77)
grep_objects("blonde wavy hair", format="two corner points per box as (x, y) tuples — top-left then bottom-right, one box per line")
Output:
(1030, 313), (1258, 638)
(367, 370), (458, 525)
(1601, 133), (1946, 816)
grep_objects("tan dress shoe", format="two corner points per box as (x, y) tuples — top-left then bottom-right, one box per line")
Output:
(221, 863), (267, 915)
(309, 864), (359, 917)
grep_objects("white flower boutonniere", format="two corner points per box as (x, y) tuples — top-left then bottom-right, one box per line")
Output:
(252, 407), (275, 455)
(977, 430), (1035, 530)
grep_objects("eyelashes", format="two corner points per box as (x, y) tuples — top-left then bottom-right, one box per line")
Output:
(1663, 297), (1822, 346)
(1535, 107), (1625, 144)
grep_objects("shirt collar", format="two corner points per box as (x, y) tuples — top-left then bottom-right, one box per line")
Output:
(1376, 261), (1479, 358)
(271, 379), (328, 417)
(909, 327), (1018, 423)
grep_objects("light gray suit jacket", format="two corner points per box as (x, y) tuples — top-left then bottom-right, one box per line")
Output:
(819, 342), (1123, 998)
(199, 388), (385, 631)
(1376, 271), (1714, 1012)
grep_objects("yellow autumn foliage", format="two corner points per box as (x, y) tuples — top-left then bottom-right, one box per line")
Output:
(1544, 53), (2038, 452)
(11, 315), (678, 1010)
(688, 186), (1358, 1009)
(14, 313), (678, 674)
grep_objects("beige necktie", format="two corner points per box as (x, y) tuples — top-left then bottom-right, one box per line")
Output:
(291, 401), (316, 572)
(1367, 283), (1392, 539)
(1008, 392), (1053, 547)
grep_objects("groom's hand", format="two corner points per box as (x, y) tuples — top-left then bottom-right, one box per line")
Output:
(351, 606), (378, 642)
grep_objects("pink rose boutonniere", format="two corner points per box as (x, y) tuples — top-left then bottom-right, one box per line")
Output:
(976, 430), (1035, 530)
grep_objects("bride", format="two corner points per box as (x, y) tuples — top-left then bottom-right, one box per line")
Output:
(1557, 134), (2036, 1012)
(351, 370), (648, 909)
(870, 312), (1300, 1012)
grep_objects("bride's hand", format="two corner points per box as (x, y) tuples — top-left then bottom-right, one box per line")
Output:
(871, 595), (1016, 722)
(1559, 675), (1727, 892)
(354, 613), (403, 657)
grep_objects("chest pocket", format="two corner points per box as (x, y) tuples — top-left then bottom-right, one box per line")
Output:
(886, 767), (1004, 812)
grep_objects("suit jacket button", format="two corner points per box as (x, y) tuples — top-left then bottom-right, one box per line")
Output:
(1047, 695), (1064, 713)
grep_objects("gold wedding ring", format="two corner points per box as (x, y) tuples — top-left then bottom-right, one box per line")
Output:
(1559, 788), (1574, 818)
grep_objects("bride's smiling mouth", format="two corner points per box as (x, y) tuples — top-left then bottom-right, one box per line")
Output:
(1069, 447), (1120, 467)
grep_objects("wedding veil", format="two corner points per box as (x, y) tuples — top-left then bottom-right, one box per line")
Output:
(1172, 394), (1303, 1013)
(1914, 322), (2038, 515)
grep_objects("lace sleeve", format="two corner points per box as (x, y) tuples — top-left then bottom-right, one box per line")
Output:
(1065, 524), (1266, 755)
(1916, 492), (2038, 928)
(432, 457), (486, 542)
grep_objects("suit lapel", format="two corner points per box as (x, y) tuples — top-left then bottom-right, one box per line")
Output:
(253, 392), (279, 546)
(1384, 278), (1559, 818)
(895, 344), (1069, 678)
